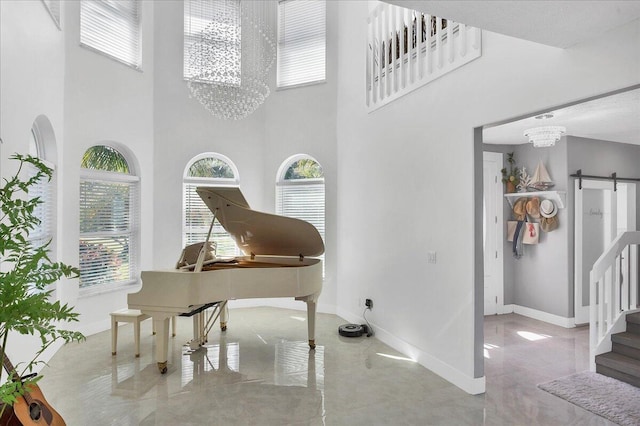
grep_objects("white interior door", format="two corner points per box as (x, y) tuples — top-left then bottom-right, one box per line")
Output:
(574, 180), (636, 325)
(483, 152), (504, 315)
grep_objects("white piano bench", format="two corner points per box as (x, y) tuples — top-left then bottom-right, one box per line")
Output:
(110, 310), (177, 358)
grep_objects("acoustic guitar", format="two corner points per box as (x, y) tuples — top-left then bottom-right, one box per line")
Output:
(1, 352), (65, 426)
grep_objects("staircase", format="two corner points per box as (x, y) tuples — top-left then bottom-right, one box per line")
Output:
(595, 312), (640, 387)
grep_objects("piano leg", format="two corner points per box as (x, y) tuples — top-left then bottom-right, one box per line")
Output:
(153, 316), (170, 374)
(297, 293), (319, 350)
(220, 301), (228, 331)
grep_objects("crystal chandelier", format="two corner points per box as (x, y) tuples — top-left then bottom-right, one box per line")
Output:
(523, 126), (566, 148)
(185, 0), (276, 120)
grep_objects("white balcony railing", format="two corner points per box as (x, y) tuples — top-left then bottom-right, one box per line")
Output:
(590, 231), (640, 369)
(366, 3), (482, 112)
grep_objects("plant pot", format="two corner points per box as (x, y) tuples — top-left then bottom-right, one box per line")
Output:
(506, 182), (517, 193)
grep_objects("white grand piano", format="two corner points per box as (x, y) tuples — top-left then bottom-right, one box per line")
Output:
(128, 187), (324, 373)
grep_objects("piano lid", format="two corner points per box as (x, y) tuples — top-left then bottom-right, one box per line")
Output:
(197, 186), (325, 258)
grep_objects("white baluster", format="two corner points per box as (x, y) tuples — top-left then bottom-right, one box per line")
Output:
(589, 270), (597, 366)
(403, 8), (409, 88)
(436, 16), (443, 69)
(473, 27), (481, 50)
(391, 6), (397, 93)
(459, 23), (467, 57)
(607, 265), (615, 328)
(447, 20), (454, 63)
(377, 8), (383, 100)
(614, 253), (621, 315)
(599, 274), (606, 339)
(426, 14), (433, 74)
(632, 245), (638, 309)
(416, 13), (423, 80)
(366, 17), (372, 106)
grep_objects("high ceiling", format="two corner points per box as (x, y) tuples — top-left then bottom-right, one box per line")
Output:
(385, 1), (640, 146)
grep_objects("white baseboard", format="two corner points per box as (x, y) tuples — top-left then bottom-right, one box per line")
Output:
(336, 307), (485, 395)
(502, 304), (575, 328)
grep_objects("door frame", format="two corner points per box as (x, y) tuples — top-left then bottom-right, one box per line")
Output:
(574, 179), (637, 325)
(483, 152), (504, 315)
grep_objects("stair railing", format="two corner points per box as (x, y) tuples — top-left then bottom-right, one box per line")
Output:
(366, 3), (482, 112)
(590, 231), (640, 368)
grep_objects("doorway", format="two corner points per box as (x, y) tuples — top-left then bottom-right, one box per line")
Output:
(574, 179), (636, 324)
(483, 152), (504, 315)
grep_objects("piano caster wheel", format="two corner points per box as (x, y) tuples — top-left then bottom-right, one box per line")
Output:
(308, 340), (316, 350)
(221, 322), (227, 332)
(158, 362), (168, 374)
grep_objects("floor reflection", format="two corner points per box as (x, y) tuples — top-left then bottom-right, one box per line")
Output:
(39, 308), (612, 425)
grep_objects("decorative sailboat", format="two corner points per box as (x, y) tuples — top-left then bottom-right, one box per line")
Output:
(528, 161), (555, 191)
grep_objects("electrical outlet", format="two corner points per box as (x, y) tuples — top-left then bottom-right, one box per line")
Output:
(427, 251), (437, 264)
(365, 298), (373, 309)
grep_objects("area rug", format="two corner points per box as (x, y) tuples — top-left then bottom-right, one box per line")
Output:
(538, 371), (640, 426)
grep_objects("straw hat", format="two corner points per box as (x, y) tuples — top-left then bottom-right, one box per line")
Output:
(526, 197), (541, 219)
(513, 197), (528, 220)
(541, 215), (559, 232)
(540, 199), (558, 218)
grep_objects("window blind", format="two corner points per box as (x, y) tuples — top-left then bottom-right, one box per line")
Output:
(41, 0), (61, 29)
(80, 0), (141, 69)
(27, 163), (55, 251)
(183, 183), (239, 256)
(276, 180), (325, 274)
(277, 0), (326, 88)
(183, 0), (241, 84)
(79, 175), (139, 288)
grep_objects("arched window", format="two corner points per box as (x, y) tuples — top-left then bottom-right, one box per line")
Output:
(183, 153), (240, 256)
(276, 155), (325, 272)
(28, 118), (55, 254)
(79, 145), (140, 291)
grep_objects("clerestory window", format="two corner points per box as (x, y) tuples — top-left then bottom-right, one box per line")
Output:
(277, 0), (326, 88)
(80, 0), (141, 69)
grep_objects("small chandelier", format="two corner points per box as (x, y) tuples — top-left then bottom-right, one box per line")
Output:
(185, 0), (276, 120)
(523, 126), (566, 148)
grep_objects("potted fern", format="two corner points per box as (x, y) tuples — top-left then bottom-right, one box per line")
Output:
(0, 154), (84, 422)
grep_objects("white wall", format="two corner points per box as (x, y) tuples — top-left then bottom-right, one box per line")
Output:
(0, 0), (67, 367)
(58, 0), (155, 335)
(152, 1), (339, 313)
(335, 1), (640, 393)
(510, 139), (570, 318)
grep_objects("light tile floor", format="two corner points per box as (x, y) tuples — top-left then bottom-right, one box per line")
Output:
(39, 308), (615, 425)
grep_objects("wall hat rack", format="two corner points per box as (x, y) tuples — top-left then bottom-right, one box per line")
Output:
(571, 169), (640, 192)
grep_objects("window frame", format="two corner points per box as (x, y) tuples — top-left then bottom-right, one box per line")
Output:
(79, 147), (140, 296)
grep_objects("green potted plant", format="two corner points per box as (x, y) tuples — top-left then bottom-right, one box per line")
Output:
(0, 154), (84, 422)
(501, 152), (521, 193)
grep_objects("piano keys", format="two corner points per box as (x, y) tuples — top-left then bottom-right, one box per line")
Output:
(128, 186), (324, 373)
